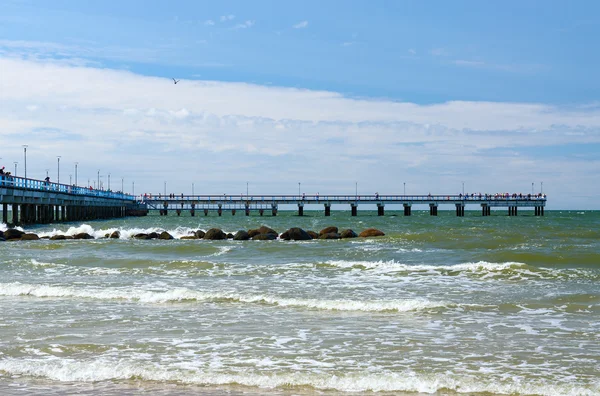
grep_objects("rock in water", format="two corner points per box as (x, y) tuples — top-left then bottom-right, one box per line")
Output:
(340, 229), (358, 238)
(73, 233), (94, 240)
(203, 228), (227, 240)
(110, 231), (121, 239)
(286, 228), (312, 241)
(159, 231), (174, 240)
(195, 230), (206, 239)
(4, 229), (24, 240)
(233, 230), (250, 240)
(319, 226), (338, 236)
(21, 233), (40, 241)
(318, 232), (341, 240)
(358, 228), (385, 237)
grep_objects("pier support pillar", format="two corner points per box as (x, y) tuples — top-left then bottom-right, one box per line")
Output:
(204, 209), (209, 216)
(541, 206), (544, 216)
(351, 203), (357, 217)
(403, 204), (411, 216)
(232, 209), (236, 216)
(259, 209), (264, 216)
(218, 204), (222, 216)
(481, 204), (488, 217)
(176, 209), (181, 216)
(324, 203), (331, 217)
(272, 204), (278, 216)
(12, 204), (19, 225)
(455, 204), (465, 217)
(378, 203), (385, 216)
(190, 209), (195, 217)
(429, 204), (438, 216)
(245, 205), (250, 216)
(2, 203), (7, 224)
(298, 203), (304, 216)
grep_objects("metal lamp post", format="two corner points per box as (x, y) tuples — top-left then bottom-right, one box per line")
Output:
(23, 145), (28, 181)
(75, 162), (78, 186)
(14, 162), (17, 176)
(57, 156), (61, 184)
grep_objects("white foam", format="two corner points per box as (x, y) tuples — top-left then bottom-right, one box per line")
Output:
(0, 282), (448, 312)
(0, 358), (597, 395)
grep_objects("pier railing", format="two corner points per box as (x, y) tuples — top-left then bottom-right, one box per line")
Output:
(1, 175), (134, 201)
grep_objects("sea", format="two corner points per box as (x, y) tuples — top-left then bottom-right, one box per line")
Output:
(0, 209), (598, 395)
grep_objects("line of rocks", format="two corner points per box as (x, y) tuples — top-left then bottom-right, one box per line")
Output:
(0, 226), (385, 242)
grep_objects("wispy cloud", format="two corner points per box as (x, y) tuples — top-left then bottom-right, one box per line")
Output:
(293, 20), (308, 29)
(233, 20), (255, 29)
(451, 59), (543, 73)
(220, 14), (235, 22)
(204, 19), (215, 26)
(408, 49), (417, 55)
(430, 48), (449, 57)
(342, 42), (355, 47)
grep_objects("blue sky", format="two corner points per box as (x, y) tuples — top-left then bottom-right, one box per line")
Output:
(1, 0), (599, 208)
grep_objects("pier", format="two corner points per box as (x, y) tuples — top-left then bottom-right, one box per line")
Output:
(1, 174), (548, 226)
(0, 175), (135, 225)
(142, 193), (547, 217)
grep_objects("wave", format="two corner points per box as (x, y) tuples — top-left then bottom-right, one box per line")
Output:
(320, 260), (599, 280)
(0, 282), (450, 312)
(34, 224), (206, 240)
(0, 357), (597, 395)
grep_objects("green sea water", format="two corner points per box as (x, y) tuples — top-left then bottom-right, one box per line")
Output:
(0, 210), (599, 395)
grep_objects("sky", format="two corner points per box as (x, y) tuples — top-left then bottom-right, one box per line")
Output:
(1, 0), (599, 209)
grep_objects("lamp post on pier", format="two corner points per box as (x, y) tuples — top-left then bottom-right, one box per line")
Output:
(192, 182), (195, 197)
(23, 145), (28, 181)
(462, 181), (465, 196)
(45, 169), (49, 178)
(121, 177), (124, 193)
(75, 162), (78, 186)
(57, 156), (61, 184)
(164, 181), (167, 197)
(246, 182), (248, 197)
(403, 182), (406, 196)
(541, 181), (543, 194)
(531, 182), (534, 195)
(108, 173), (111, 190)
(14, 162), (17, 176)
(97, 170), (100, 190)
(298, 182), (301, 197)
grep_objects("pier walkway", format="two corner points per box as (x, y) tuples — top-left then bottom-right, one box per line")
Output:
(142, 193), (547, 217)
(1, 175), (136, 225)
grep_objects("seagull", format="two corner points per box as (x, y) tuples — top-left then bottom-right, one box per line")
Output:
(172, 78), (180, 84)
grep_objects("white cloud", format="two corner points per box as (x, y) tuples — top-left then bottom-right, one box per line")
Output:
(204, 19), (215, 26)
(0, 56), (598, 207)
(293, 21), (308, 29)
(233, 20), (255, 29)
(220, 14), (235, 22)
(408, 49), (416, 55)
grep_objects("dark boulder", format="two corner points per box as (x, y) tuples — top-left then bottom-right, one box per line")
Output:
(340, 229), (358, 238)
(286, 227), (312, 241)
(258, 226), (278, 235)
(50, 234), (67, 240)
(359, 228), (385, 237)
(21, 233), (40, 241)
(180, 235), (197, 240)
(133, 233), (151, 240)
(307, 230), (319, 239)
(203, 228), (227, 240)
(109, 231), (121, 239)
(318, 232), (341, 240)
(247, 229), (261, 238)
(4, 229), (24, 240)
(73, 233), (94, 240)
(226, 233), (234, 239)
(252, 233), (277, 241)
(280, 230), (290, 240)
(233, 230), (250, 240)
(195, 230), (206, 239)
(319, 226), (338, 236)
(148, 232), (159, 239)
(159, 231), (174, 240)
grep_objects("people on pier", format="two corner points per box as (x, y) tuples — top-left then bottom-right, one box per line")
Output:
(375, 192), (379, 199)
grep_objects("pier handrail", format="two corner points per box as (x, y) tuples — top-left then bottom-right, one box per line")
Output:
(141, 193), (547, 203)
(0, 174), (135, 201)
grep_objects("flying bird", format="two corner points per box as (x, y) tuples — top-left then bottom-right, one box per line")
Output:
(172, 78), (180, 84)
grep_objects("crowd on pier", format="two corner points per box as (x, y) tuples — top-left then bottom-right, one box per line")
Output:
(459, 192), (546, 200)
